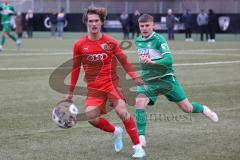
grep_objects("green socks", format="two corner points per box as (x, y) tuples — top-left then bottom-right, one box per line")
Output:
(9, 34), (17, 42)
(1, 35), (6, 46)
(191, 102), (204, 113)
(1, 34), (17, 46)
(135, 109), (147, 135)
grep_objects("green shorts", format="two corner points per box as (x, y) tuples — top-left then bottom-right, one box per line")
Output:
(137, 75), (187, 105)
(2, 23), (11, 32)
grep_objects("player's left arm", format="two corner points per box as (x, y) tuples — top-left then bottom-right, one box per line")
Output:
(115, 46), (138, 79)
(9, 6), (16, 16)
(152, 53), (173, 67)
(114, 45), (144, 85)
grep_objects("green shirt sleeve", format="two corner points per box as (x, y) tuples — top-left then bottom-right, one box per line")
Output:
(154, 35), (173, 67)
(10, 6), (16, 16)
(153, 53), (173, 67)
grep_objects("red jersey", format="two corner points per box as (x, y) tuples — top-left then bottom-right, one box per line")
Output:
(69, 34), (138, 93)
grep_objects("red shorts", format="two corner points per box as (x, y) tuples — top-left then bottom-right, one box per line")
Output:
(85, 83), (125, 114)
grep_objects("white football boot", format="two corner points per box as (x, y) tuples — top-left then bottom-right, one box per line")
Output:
(16, 40), (21, 49)
(0, 45), (3, 52)
(113, 126), (123, 152)
(132, 144), (146, 158)
(203, 105), (219, 122)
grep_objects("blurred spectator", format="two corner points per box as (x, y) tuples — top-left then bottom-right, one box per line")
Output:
(130, 10), (141, 39)
(119, 12), (130, 40)
(25, 9), (34, 38)
(208, 9), (216, 42)
(197, 9), (208, 41)
(15, 12), (23, 38)
(57, 7), (66, 39)
(49, 10), (57, 38)
(166, 9), (178, 40)
(182, 9), (193, 42)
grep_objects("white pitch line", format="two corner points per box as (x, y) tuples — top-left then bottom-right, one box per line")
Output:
(0, 52), (71, 56)
(0, 48), (239, 56)
(3, 48), (71, 52)
(0, 60), (240, 71)
(125, 48), (240, 54)
(173, 48), (240, 52)
(0, 67), (56, 70)
(3, 48), (240, 53)
(174, 60), (240, 66)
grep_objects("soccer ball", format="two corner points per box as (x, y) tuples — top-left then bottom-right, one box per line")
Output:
(52, 100), (79, 129)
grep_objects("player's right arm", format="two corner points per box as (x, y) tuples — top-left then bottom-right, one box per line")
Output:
(65, 42), (82, 101)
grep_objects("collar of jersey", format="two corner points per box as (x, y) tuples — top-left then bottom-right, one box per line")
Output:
(141, 32), (155, 41)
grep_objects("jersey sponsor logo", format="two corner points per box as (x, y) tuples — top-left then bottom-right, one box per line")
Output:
(86, 53), (108, 62)
(138, 48), (149, 55)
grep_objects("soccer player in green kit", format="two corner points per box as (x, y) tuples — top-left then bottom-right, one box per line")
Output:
(134, 14), (219, 147)
(0, 0), (21, 52)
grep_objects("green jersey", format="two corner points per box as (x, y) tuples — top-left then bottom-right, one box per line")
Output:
(0, 3), (16, 25)
(135, 32), (174, 80)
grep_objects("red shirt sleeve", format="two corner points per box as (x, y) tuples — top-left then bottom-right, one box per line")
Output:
(69, 42), (82, 94)
(114, 42), (139, 80)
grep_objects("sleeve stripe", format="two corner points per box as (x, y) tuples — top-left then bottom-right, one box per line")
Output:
(162, 52), (171, 56)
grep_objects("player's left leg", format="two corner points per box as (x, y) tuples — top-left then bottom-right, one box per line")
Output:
(176, 99), (219, 122)
(165, 76), (219, 122)
(6, 32), (21, 49)
(86, 105), (125, 153)
(85, 95), (124, 153)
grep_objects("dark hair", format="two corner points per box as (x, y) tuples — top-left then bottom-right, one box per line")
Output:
(209, 9), (214, 15)
(138, 14), (154, 23)
(82, 7), (107, 24)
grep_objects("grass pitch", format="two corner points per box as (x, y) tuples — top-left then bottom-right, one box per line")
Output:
(0, 33), (239, 160)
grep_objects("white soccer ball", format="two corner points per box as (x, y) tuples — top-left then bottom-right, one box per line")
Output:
(52, 101), (79, 129)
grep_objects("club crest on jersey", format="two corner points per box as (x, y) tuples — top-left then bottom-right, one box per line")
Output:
(218, 16), (230, 31)
(101, 43), (109, 51)
(147, 42), (152, 48)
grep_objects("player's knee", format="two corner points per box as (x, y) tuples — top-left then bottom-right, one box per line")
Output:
(115, 105), (130, 120)
(177, 99), (192, 113)
(118, 111), (130, 121)
(180, 105), (192, 113)
(135, 97), (149, 109)
(116, 108), (130, 120)
(85, 106), (101, 121)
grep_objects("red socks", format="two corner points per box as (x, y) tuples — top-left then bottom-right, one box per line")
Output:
(93, 117), (115, 133)
(123, 116), (140, 145)
(92, 116), (140, 145)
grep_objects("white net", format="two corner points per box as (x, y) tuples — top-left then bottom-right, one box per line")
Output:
(6, 0), (240, 13)
(9, 0), (34, 12)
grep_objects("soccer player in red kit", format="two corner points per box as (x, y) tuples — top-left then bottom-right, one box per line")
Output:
(65, 7), (145, 158)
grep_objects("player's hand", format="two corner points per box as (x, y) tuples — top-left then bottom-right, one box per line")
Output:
(141, 56), (155, 64)
(64, 94), (73, 102)
(132, 77), (145, 86)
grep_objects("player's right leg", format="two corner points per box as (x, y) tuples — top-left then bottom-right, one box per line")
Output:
(134, 93), (150, 147)
(0, 32), (7, 52)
